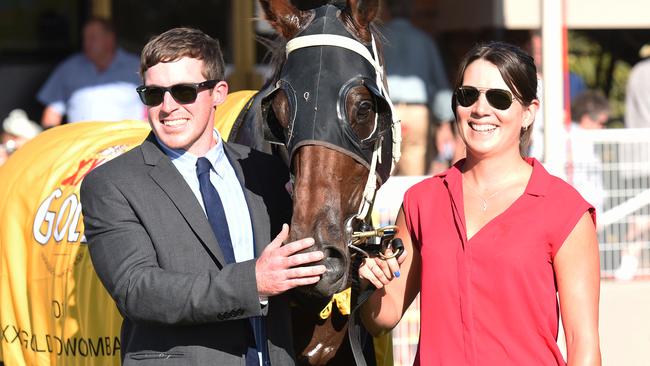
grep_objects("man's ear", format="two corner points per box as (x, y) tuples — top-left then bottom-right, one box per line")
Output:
(212, 81), (229, 107)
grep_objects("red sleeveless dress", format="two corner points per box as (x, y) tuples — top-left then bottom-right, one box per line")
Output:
(403, 158), (595, 366)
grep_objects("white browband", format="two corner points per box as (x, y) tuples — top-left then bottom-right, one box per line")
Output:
(286, 34), (383, 73)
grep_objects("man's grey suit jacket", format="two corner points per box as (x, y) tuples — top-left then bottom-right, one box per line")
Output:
(80, 133), (294, 365)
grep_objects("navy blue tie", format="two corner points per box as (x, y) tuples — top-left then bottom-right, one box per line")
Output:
(195, 157), (262, 366)
(196, 157), (236, 264)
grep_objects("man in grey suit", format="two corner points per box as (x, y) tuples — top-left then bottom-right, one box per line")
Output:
(80, 27), (326, 366)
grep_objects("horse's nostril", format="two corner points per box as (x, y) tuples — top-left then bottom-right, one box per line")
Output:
(323, 246), (344, 261)
(321, 245), (347, 280)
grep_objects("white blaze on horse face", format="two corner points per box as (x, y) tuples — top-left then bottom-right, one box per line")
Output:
(143, 57), (226, 156)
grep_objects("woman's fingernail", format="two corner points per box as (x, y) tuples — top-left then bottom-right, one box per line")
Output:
(394, 271), (400, 278)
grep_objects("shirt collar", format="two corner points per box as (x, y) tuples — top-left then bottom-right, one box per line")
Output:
(524, 157), (549, 197)
(156, 129), (227, 178)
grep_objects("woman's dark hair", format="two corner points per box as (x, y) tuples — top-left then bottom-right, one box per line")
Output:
(452, 41), (538, 156)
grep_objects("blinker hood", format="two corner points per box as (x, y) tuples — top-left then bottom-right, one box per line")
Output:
(261, 4), (394, 184)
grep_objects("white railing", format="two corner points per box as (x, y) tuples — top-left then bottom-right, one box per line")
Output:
(561, 127), (650, 280)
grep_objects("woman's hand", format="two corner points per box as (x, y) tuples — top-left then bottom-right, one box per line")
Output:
(359, 245), (408, 290)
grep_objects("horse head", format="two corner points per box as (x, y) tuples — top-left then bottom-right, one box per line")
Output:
(260, 0), (400, 300)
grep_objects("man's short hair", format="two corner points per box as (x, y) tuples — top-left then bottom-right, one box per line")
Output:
(84, 16), (116, 35)
(140, 27), (225, 82)
(571, 90), (610, 121)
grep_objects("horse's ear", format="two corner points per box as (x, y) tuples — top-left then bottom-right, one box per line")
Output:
(346, 0), (379, 30)
(259, 0), (309, 39)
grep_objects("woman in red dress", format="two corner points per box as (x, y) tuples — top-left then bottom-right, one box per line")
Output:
(360, 42), (601, 365)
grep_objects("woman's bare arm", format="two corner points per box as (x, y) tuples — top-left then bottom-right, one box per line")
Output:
(555, 212), (601, 366)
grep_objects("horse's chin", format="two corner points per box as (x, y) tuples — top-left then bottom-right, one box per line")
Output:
(296, 272), (349, 300)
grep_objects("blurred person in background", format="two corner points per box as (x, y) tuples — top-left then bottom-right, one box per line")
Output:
(429, 90), (464, 174)
(0, 109), (42, 166)
(37, 17), (143, 127)
(616, 44), (650, 280)
(565, 90), (610, 215)
(381, 0), (451, 175)
(625, 44), (650, 128)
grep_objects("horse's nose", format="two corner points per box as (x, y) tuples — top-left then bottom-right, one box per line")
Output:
(321, 245), (347, 281)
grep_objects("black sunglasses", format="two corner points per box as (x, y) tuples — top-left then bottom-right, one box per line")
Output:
(136, 80), (218, 106)
(455, 86), (515, 110)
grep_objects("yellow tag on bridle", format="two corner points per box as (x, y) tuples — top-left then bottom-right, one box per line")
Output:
(319, 287), (352, 319)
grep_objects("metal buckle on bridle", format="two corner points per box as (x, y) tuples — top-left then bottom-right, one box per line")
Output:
(345, 217), (404, 260)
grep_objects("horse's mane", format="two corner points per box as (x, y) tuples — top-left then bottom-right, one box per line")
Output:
(256, 34), (287, 90)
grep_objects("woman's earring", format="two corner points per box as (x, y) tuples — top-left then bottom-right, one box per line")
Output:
(522, 124), (529, 131)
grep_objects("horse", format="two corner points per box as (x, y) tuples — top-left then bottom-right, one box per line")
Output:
(229, 1), (402, 364)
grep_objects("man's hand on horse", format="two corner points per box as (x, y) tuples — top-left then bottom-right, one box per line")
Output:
(359, 246), (408, 290)
(256, 224), (326, 297)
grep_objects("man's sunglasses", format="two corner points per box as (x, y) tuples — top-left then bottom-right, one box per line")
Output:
(136, 80), (218, 106)
(455, 86), (515, 110)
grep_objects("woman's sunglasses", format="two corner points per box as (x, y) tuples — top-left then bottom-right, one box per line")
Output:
(136, 80), (218, 106)
(455, 86), (514, 110)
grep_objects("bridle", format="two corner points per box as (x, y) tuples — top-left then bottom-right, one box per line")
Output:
(284, 32), (404, 260)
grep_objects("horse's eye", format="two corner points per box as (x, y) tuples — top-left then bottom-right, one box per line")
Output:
(345, 86), (376, 140)
(351, 99), (375, 140)
(357, 101), (372, 119)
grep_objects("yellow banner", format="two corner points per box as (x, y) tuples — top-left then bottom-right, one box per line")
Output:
(0, 121), (150, 365)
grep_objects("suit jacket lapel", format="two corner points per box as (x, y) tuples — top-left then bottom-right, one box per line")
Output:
(141, 134), (227, 265)
(223, 142), (270, 257)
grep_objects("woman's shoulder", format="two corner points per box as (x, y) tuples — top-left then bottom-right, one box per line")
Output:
(529, 157), (594, 218)
(531, 159), (589, 205)
(527, 158), (596, 253)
